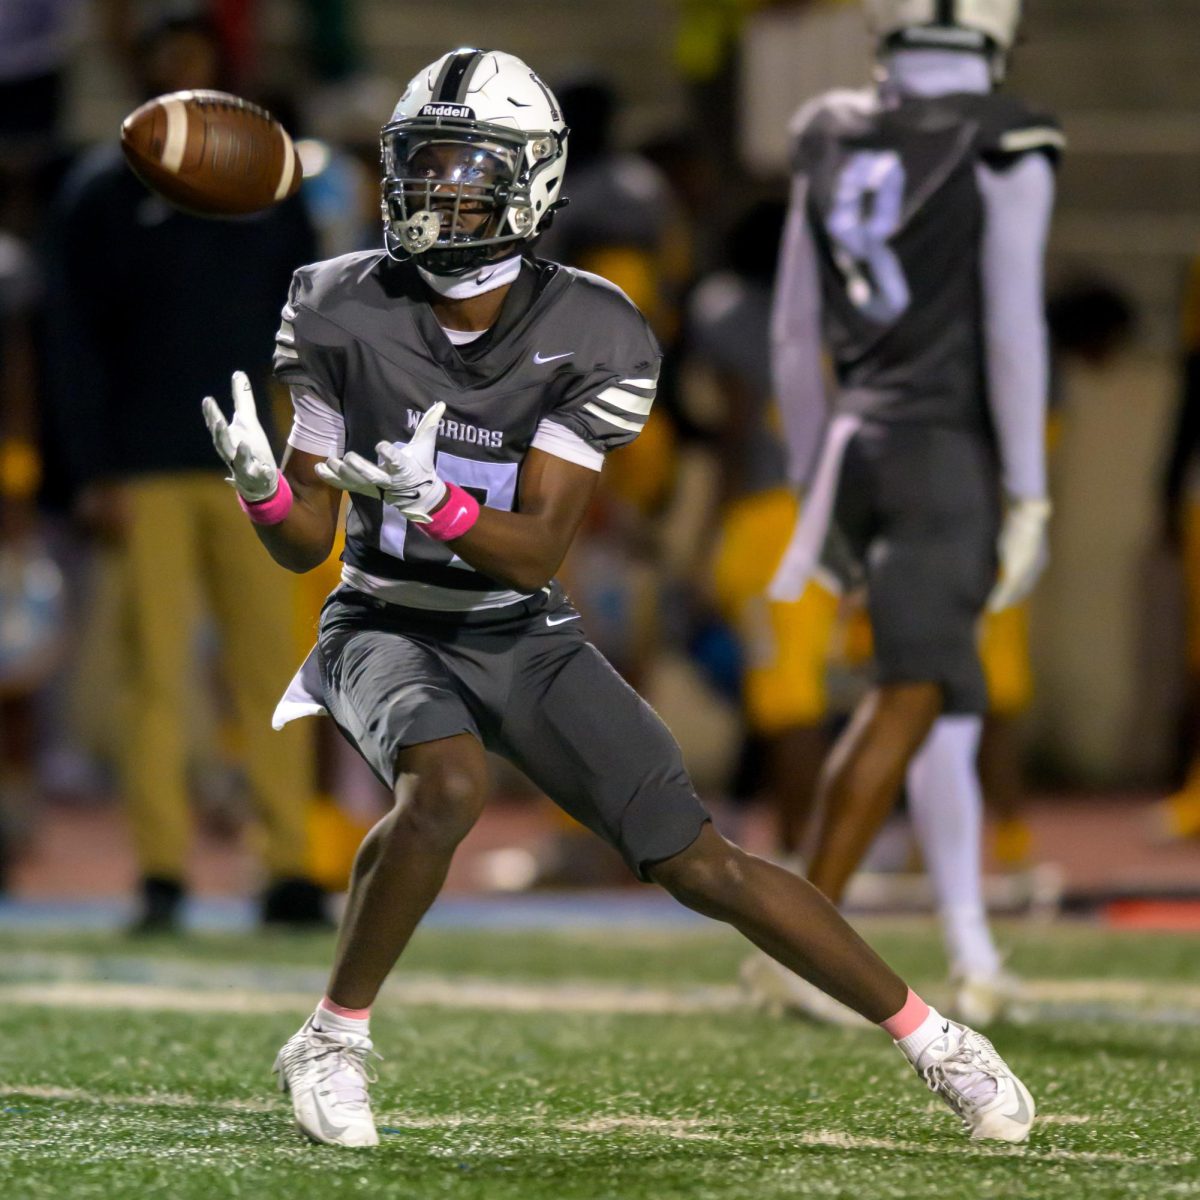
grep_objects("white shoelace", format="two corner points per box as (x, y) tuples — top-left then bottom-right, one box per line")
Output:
(292, 1028), (381, 1110)
(921, 1036), (1002, 1117)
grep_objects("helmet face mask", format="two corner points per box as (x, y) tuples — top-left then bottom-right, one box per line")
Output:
(381, 50), (569, 275)
(866, 0), (1021, 78)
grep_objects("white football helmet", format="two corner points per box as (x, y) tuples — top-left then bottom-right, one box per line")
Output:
(865, 0), (1020, 67)
(380, 48), (568, 275)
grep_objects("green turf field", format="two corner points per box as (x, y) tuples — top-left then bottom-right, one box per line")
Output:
(1, 919), (1196, 1199)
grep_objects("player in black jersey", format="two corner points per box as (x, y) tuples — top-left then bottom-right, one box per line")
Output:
(202, 48), (1035, 1148)
(769, 1), (1061, 1021)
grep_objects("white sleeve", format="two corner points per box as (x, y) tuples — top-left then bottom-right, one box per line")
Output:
(287, 386), (345, 457)
(530, 418), (605, 471)
(770, 174), (829, 489)
(976, 154), (1056, 501)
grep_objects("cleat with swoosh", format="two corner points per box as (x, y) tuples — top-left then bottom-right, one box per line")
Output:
(909, 1021), (1036, 1143)
(273, 1015), (381, 1147)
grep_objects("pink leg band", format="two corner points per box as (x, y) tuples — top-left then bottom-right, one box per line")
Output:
(422, 481), (480, 542)
(238, 474), (294, 525)
(320, 996), (372, 1021)
(880, 987), (930, 1039)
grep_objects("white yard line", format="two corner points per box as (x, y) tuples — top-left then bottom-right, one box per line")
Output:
(0, 978), (745, 1016)
(1021, 979), (1200, 1006)
(0, 1086), (1187, 1167)
(5, 969), (1200, 1023)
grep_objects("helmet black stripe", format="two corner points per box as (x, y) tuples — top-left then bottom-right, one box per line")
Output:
(935, 0), (956, 25)
(436, 48), (484, 103)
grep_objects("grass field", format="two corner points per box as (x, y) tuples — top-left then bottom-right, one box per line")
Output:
(1, 917), (1197, 1199)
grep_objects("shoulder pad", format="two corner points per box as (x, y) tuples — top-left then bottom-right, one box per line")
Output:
(789, 88), (879, 173)
(288, 250), (389, 313)
(975, 93), (1065, 164)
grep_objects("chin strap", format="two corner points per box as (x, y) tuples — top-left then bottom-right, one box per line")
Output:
(417, 253), (523, 299)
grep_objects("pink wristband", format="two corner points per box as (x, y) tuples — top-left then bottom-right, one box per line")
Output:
(422, 482), (480, 541)
(238, 474), (294, 525)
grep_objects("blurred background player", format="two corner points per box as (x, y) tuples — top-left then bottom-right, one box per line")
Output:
(766, 0), (1062, 1021)
(43, 7), (325, 932)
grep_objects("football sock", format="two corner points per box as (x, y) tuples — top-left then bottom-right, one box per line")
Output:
(316, 996), (372, 1033)
(906, 715), (1002, 978)
(893, 1003), (960, 1068)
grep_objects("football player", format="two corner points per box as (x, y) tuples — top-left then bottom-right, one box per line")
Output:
(768, 0), (1062, 1023)
(203, 48), (1035, 1148)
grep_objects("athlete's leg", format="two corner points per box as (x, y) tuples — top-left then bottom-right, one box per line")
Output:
(501, 611), (903, 1019)
(906, 715), (1001, 978)
(805, 681), (942, 902)
(805, 423), (997, 906)
(276, 596), (490, 1147)
(275, 737), (487, 1150)
(326, 733), (489, 1009)
(652, 823), (907, 1019)
(767, 724), (827, 857)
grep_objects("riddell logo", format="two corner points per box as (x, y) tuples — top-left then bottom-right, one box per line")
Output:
(420, 103), (474, 119)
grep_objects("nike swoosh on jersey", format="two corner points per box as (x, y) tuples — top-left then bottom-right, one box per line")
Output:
(533, 351), (574, 364)
(546, 613), (581, 626)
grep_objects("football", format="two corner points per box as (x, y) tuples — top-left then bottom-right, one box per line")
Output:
(120, 89), (302, 217)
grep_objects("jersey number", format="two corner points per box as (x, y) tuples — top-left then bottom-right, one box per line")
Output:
(380, 450), (518, 568)
(826, 150), (910, 324)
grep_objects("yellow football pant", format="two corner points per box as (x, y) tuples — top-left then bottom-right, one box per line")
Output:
(713, 488), (840, 733)
(714, 488), (1035, 726)
(119, 472), (314, 880)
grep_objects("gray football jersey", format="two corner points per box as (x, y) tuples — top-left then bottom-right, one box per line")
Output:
(273, 251), (660, 620)
(794, 88), (1062, 429)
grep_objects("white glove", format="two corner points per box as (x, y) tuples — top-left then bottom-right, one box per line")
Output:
(988, 497), (1052, 612)
(202, 371), (280, 502)
(315, 401), (447, 523)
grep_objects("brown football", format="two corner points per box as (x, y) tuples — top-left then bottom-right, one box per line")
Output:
(120, 89), (302, 217)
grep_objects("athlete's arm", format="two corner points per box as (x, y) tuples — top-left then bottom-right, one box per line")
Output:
(771, 174), (829, 491)
(254, 447), (341, 572)
(446, 448), (602, 593)
(977, 153), (1056, 502)
(202, 374), (340, 573)
(978, 153), (1057, 611)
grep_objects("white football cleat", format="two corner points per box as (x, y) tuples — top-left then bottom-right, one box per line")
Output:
(273, 1015), (381, 1147)
(950, 969), (1028, 1027)
(738, 952), (870, 1027)
(911, 1021), (1036, 1143)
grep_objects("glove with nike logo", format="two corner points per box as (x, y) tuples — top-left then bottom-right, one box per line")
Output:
(316, 402), (448, 524)
(202, 371), (280, 502)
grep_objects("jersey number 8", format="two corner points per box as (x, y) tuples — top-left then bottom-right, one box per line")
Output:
(826, 150), (910, 325)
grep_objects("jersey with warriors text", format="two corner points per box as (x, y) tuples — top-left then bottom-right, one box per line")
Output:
(273, 252), (660, 620)
(794, 88), (1062, 430)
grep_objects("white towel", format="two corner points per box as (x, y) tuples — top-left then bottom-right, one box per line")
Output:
(767, 413), (862, 602)
(271, 645), (327, 729)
